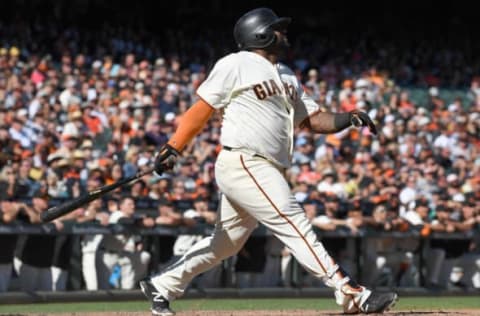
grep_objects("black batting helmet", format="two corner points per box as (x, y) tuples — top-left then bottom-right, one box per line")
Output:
(233, 8), (291, 50)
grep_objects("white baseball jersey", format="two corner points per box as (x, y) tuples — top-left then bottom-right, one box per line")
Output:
(196, 51), (319, 168)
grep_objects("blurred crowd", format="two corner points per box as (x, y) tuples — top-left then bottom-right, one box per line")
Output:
(0, 17), (479, 293)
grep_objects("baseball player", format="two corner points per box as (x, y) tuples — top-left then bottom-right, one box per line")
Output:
(99, 196), (152, 289)
(141, 7), (397, 315)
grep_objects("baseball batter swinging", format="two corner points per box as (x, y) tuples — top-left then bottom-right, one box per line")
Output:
(141, 7), (398, 315)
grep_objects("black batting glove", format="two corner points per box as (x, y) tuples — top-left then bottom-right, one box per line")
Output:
(349, 110), (377, 135)
(154, 144), (180, 175)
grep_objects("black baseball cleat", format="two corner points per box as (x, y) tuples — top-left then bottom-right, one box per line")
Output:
(140, 279), (175, 316)
(361, 291), (398, 314)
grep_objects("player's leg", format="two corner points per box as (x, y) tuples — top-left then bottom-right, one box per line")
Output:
(97, 251), (118, 289)
(82, 251), (98, 290)
(39, 267), (53, 291)
(18, 261), (38, 291)
(425, 247), (445, 287)
(51, 265), (68, 291)
(473, 257), (480, 289)
(118, 254), (135, 290)
(0, 263), (12, 292)
(222, 152), (396, 314)
(81, 235), (104, 290)
(135, 251), (151, 285)
(0, 263), (12, 293)
(143, 193), (257, 315)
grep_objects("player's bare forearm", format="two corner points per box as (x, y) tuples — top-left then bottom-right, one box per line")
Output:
(300, 111), (351, 133)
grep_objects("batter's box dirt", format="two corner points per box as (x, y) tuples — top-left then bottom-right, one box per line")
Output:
(16, 310), (480, 316)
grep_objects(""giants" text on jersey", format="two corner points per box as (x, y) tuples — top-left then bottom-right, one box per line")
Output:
(252, 80), (297, 101)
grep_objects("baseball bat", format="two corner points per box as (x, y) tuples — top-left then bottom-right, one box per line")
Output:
(40, 167), (155, 223)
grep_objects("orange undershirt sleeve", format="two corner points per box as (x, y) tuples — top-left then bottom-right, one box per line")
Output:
(167, 98), (215, 152)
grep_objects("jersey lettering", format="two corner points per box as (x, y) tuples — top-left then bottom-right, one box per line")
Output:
(253, 79), (297, 102)
(283, 82), (297, 101)
(262, 81), (273, 96)
(253, 84), (267, 100)
(270, 79), (281, 95)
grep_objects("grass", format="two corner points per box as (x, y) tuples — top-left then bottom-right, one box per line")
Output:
(0, 297), (479, 314)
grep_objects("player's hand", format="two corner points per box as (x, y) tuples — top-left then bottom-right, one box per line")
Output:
(153, 144), (179, 175)
(349, 110), (377, 135)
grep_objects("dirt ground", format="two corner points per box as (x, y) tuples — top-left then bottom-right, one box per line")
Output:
(8, 310), (480, 316)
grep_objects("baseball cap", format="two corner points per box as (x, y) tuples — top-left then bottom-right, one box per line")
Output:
(72, 150), (85, 160)
(356, 100), (367, 109)
(322, 169), (335, 177)
(92, 60), (102, 69)
(428, 86), (439, 97)
(446, 174), (458, 183)
(415, 199), (429, 208)
(16, 108), (28, 118)
(436, 205), (449, 213)
(308, 69), (318, 77)
(56, 158), (70, 168)
(69, 110), (83, 120)
(194, 195), (207, 203)
(324, 195), (338, 202)
(149, 173), (171, 184)
(159, 198), (174, 207)
(448, 104), (459, 112)
(80, 139), (93, 149)
(302, 199), (317, 206)
(418, 117), (430, 126)
(137, 156), (150, 167)
(164, 112), (176, 123)
(355, 78), (370, 89)
(155, 58), (165, 67)
(119, 100), (130, 109)
(47, 152), (65, 164)
(134, 82), (144, 91)
(294, 191), (308, 203)
(417, 107), (428, 115)
(384, 114), (395, 124)
(452, 193), (465, 203)
(295, 137), (308, 147)
(9, 46), (20, 57)
(297, 156), (310, 165)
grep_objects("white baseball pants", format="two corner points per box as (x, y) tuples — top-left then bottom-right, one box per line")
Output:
(82, 251), (100, 290)
(151, 150), (369, 311)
